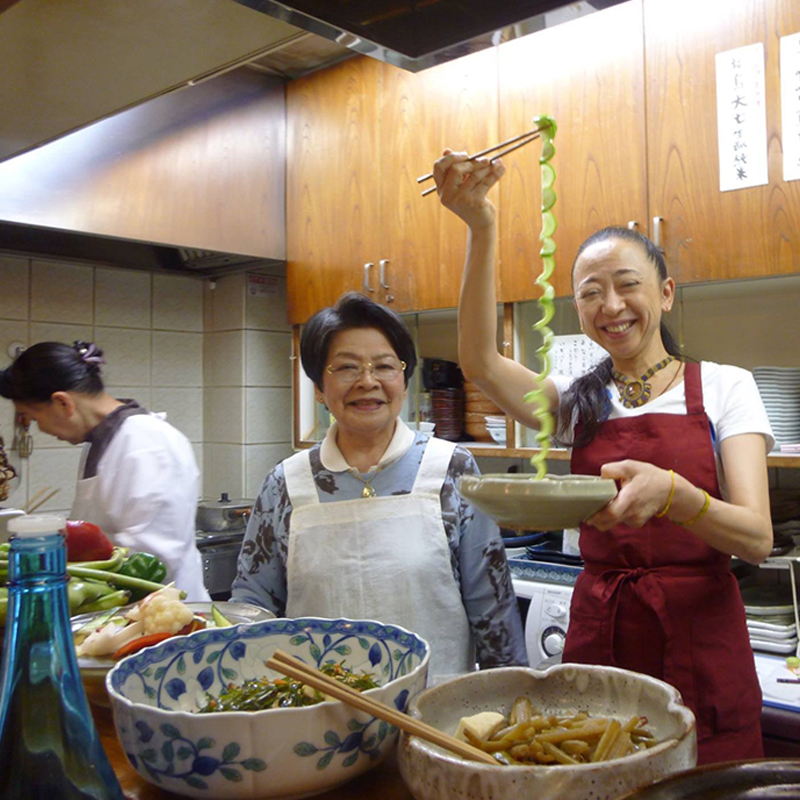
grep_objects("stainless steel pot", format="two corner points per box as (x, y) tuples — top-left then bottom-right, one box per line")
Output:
(196, 493), (252, 533)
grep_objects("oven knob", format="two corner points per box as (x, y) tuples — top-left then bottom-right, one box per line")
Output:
(545, 603), (566, 619)
(542, 626), (565, 656)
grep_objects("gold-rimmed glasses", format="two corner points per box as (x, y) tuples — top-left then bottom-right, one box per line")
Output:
(325, 358), (407, 385)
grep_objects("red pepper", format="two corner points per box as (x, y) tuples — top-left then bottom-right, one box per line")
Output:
(64, 520), (114, 562)
(111, 618), (205, 660)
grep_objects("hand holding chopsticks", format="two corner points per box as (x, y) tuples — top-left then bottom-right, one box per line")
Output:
(417, 125), (544, 197)
(265, 649), (498, 765)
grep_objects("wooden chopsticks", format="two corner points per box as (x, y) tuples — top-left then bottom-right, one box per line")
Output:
(417, 126), (543, 197)
(266, 649), (498, 766)
(25, 487), (60, 513)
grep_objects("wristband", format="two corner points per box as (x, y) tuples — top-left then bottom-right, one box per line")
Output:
(654, 469), (675, 518)
(672, 489), (711, 527)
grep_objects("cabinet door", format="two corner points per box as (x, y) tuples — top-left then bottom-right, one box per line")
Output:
(286, 57), (381, 325)
(498, 0), (648, 300)
(379, 48), (499, 312)
(645, 0), (800, 282)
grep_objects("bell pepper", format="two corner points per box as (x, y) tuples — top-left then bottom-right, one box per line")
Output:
(115, 552), (167, 600)
(64, 520), (114, 562)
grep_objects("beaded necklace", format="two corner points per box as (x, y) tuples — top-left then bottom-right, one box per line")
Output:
(611, 356), (675, 408)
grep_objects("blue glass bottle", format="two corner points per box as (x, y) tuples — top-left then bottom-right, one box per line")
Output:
(0, 514), (124, 799)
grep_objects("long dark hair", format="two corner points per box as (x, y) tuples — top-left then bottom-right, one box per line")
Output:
(300, 292), (418, 389)
(556, 227), (683, 449)
(0, 341), (105, 403)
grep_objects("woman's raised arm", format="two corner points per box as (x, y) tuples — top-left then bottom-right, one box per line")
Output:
(433, 150), (559, 428)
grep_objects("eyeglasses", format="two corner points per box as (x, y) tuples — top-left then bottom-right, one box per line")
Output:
(325, 358), (407, 385)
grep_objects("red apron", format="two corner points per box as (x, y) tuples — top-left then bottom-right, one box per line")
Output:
(563, 362), (763, 765)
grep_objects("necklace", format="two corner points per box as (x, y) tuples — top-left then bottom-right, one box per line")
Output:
(612, 356), (675, 408)
(350, 468), (382, 498)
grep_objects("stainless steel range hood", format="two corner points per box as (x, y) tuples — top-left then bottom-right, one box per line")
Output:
(234, 0), (626, 72)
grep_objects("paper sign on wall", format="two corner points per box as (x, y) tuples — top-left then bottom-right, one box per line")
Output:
(550, 334), (606, 378)
(247, 274), (279, 297)
(780, 32), (800, 183)
(715, 43), (769, 192)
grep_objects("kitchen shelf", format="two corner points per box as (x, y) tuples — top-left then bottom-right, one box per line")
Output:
(465, 445), (570, 461)
(768, 454), (800, 469)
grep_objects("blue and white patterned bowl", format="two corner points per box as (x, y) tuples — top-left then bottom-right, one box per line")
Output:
(106, 617), (430, 799)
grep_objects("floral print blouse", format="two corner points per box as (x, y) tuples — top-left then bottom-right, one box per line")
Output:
(231, 431), (527, 669)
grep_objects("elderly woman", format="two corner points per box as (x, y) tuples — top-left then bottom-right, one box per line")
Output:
(232, 292), (526, 681)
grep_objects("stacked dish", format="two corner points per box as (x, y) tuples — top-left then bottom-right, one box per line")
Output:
(753, 367), (800, 450)
(463, 381), (503, 443)
(740, 583), (798, 655)
(484, 416), (507, 446)
(431, 389), (464, 441)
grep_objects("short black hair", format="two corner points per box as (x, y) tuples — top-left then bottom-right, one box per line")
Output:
(300, 292), (417, 389)
(0, 341), (105, 403)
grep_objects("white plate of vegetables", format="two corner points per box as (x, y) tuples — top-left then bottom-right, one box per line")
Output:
(72, 594), (275, 671)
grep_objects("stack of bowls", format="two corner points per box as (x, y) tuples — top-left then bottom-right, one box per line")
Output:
(431, 388), (465, 441)
(463, 381), (504, 443)
(753, 367), (800, 449)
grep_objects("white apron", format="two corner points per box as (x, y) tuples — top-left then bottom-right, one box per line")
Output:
(283, 436), (475, 682)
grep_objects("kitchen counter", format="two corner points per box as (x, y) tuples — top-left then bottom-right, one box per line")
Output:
(93, 704), (414, 800)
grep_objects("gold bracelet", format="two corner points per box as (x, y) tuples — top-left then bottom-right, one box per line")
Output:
(671, 489), (711, 527)
(654, 469), (675, 518)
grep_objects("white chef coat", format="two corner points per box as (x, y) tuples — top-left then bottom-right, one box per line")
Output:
(71, 413), (209, 601)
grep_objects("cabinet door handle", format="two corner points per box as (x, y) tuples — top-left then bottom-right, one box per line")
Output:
(652, 216), (664, 252)
(363, 262), (374, 293)
(379, 259), (390, 289)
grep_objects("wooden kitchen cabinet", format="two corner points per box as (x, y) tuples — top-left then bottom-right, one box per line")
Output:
(286, 57), (382, 325)
(379, 47), (499, 312)
(287, 49), (498, 323)
(497, 0), (649, 301)
(644, 0), (800, 282)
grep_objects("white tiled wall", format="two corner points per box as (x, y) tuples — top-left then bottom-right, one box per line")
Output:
(0, 255), (206, 515)
(203, 273), (294, 501)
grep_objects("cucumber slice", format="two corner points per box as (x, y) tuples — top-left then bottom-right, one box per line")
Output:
(541, 210), (557, 238)
(211, 604), (234, 628)
(541, 162), (556, 189)
(541, 187), (557, 212)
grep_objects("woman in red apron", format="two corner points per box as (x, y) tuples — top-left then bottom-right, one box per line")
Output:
(432, 151), (774, 764)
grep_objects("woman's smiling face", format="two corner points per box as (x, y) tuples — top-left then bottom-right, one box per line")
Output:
(572, 237), (674, 365)
(319, 327), (407, 440)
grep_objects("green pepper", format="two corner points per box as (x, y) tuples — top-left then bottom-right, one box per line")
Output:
(115, 552), (167, 599)
(76, 589), (130, 615)
(66, 577), (131, 616)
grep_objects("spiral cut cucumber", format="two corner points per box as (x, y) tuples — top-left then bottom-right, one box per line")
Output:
(523, 115), (557, 479)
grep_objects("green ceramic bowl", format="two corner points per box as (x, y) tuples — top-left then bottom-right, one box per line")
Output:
(458, 473), (617, 531)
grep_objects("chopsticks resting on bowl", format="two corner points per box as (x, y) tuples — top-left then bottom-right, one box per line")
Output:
(266, 649), (497, 765)
(25, 487), (60, 513)
(417, 126), (544, 198)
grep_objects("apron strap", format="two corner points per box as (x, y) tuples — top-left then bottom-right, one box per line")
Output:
(283, 449), (319, 509)
(683, 361), (704, 415)
(412, 437), (456, 495)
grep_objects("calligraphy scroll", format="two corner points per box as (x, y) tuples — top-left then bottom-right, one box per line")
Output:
(715, 43), (769, 192)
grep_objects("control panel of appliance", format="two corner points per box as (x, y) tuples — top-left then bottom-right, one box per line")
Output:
(513, 579), (574, 669)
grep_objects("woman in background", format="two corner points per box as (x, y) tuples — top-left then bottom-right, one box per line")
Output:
(0, 341), (209, 601)
(432, 150), (773, 763)
(232, 292), (526, 681)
